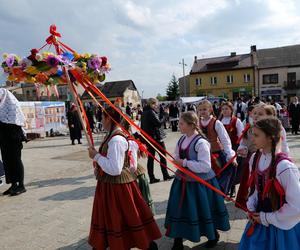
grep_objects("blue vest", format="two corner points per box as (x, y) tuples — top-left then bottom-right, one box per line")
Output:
(176, 135), (216, 181)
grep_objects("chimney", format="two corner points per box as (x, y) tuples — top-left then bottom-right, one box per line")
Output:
(230, 52), (236, 57)
(194, 56), (197, 62)
(251, 45), (257, 52)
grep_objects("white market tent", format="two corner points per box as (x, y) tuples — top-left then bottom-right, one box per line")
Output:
(178, 96), (206, 104)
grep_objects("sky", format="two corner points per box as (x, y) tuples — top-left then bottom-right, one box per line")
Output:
(1, 0), (300, 98)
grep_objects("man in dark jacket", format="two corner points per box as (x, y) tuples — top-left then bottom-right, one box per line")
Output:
(169, 102), (179, 132)
(288, 96), (300, 134)
(141, 98), (174, 183)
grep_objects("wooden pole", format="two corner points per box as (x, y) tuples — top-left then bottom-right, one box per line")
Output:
(64, 67), (93, 147)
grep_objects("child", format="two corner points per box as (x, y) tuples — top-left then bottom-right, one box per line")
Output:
(239, 117), (300, 250)
(219, 101), (244, 150)
(219, 101), (244, 197)
(198, 100), (237, 195)
(88, 107), (161, 250)
(165, 111), (230, 249)
(236, 103), (289, 208)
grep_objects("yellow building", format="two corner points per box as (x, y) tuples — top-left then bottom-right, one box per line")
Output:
(189, 49), (256, 100)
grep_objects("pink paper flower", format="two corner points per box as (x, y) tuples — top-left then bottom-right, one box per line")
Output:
(87, 56), (102, 70)
(46, 55), (59, 67)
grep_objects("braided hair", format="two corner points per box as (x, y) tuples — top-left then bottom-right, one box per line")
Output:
(254, 117), (282, 209)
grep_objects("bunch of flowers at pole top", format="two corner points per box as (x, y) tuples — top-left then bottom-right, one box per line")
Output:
(1, 48), (110, 86)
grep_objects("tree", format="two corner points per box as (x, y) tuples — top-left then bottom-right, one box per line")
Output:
(156, 93), (167, 101)
(166, 74), (179, 101)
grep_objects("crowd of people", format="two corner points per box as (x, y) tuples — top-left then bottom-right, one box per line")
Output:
(85, 94), (300, 250)
(2, 86), (300, 249)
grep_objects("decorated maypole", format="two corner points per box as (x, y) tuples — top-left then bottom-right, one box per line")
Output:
(2, 25), (258, 236)
(1, 25), (111, 147)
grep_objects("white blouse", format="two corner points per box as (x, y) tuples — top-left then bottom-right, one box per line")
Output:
(175, 134), (211, 173)
(201, 116), (236, 160)
(247, 152), (300, 230)
(93, 134), (128, 176)
(221, 116), (244, 138)
(128, 140), (139, 172)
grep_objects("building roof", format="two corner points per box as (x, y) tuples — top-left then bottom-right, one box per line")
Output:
(257, 44), (300, 69)
(190, 53), (252, 74)
(81, 80), (137, 100)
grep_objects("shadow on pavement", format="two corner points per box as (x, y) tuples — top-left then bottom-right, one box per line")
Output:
(40, 186), (95, 201)
(27, 174), (94, 188)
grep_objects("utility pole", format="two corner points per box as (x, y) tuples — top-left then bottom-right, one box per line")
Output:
(179, 58), (187, 96)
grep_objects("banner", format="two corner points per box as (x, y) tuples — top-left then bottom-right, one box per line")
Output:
(19, 101), (66, 135)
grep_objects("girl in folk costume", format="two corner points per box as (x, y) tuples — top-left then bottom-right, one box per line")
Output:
(219, 101), (244, 197)
(165, 112), (230, 250)
(236, 104), (290, 208)
(88, 107), (161, 250)
(239, 117), (300, 250)
(198, 100), (237, 195)
(219, 101), (244, 151)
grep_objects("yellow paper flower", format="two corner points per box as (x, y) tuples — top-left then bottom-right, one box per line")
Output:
(7, 75), (16, 81)
(2, 53), (8, 59)
(25, 66), (39, 75)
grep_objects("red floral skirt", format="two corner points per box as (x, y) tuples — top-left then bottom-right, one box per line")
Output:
(88, 180), (161, 250)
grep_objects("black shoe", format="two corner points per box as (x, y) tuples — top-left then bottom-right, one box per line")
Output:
(10, 185), (26, 196)
(150, 178), (160, 184)
(148, 241), (158, 250)
(172, 238), (183, 250)
(3, 184), (17, 195)
(78, 141), (82, 144)
(163, 175), (175, 181)
(205, 231), (220, 248)
(71, 141), (75, 145)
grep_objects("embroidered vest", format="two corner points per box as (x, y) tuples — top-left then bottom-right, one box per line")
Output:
(223, 116), (238, 146)
(200, 117), (223, 153)
(96, 130), (135, 184)
(248, 151), (291, 213)
(175, 134), (216, 181)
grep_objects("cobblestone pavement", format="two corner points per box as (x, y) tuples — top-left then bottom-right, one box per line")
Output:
(0, 131), (299, 250)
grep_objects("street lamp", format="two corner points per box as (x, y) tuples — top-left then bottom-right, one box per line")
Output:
(179, 59), (187, 96)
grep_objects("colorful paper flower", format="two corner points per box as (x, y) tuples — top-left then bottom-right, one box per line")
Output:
(46, 55), (59, 67)
(87, 56), (102, 70)
(35, 53), (43, 61)
(19, 58), (32, 69)
(35, 72), (49, 83)
(5, 54), (16, 67)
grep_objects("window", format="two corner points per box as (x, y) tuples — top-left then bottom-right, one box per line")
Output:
(210, 76), (217, 85)
(263, 74), (278, 84)
(244, 74), (251, 83)
(195, 78), (202, 86)
(226, 75), (234, 84)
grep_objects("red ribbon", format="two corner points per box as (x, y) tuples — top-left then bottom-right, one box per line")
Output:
(45, 24), (62, 54)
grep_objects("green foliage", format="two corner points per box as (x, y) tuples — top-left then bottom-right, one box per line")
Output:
(166, 74), (179, 101)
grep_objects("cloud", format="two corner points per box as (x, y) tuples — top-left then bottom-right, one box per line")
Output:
(1, 0), (300, 97)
